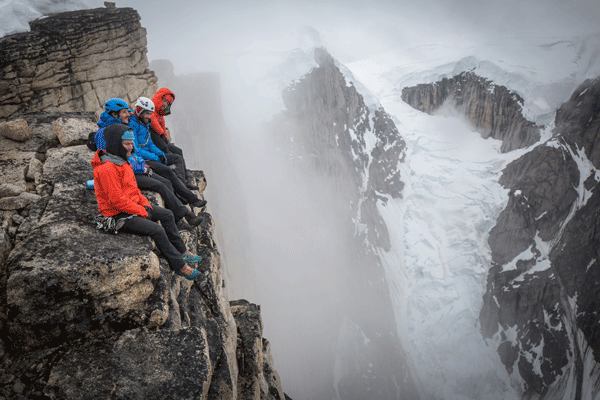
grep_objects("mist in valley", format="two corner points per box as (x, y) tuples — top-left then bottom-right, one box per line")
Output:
(79, 0), (600, 398)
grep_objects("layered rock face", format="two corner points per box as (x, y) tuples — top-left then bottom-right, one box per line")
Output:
(480, 78), (600, 397)
(401, 71), (541, 152)
(278, 47), (418, 400)
(0, 6), (157, 121)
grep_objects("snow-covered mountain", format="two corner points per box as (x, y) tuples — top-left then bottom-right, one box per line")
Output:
(238, 33), (600, 399)
(341, 34), (600, 400)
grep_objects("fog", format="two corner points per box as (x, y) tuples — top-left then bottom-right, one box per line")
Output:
(80, 0), (600, 397)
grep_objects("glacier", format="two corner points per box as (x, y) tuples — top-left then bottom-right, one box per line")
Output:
(343, 35), (600, 399)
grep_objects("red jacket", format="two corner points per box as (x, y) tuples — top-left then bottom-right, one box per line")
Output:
(150, 88), (175, 138)
(91, 150), (150, 218)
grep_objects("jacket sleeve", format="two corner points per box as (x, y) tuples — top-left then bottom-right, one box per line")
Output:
(136, 141), (161, 161)
(128, 153), (146, 174)
(133, 122), (162, 161)
(145, 135), (166, 159)
(94, 128), (106, 150)
(150, 113), (166, 136)
(96, 164), (148, 217)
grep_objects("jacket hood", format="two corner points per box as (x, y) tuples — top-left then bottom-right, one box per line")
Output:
(104, 123), (133, 161)
(91, 150), (127, 168)
(151, 88), (175, 117)
(97, 111), (122, 128)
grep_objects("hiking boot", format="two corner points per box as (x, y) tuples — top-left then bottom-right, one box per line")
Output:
(191, 199), (207, 208)
(185, 182), (199, 190)
(190, 199), (206, 208)
(175, 264), (199, 281)
(176, 219), (193, 232)
(185, 211), (202, 227)
(182, 251), (202, 263)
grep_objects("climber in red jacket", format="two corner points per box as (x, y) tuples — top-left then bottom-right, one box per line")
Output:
(91, 123), (201, 281)
(149, 88), (194, 188)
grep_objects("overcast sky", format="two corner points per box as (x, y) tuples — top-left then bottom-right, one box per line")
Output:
(84, 0), (600, 75)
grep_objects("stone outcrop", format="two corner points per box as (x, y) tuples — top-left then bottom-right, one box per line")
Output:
(0, 5), (289, 399)
(278, 47), (419, 400)
(480, 78), (600, 397)
(401, 71), (541, 152)
(554, 78), (600, 169)
(0, 6), (157, 121)
(0, 112), (289, 400)
(0, 119), (31, 142)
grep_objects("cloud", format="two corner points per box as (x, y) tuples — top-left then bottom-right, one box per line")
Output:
(83, 0), (599, 74)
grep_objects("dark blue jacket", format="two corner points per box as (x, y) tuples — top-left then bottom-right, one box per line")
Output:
(94, 112), (147, 174)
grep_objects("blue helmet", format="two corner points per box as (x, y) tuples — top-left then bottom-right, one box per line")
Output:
(104, 98), (130, 113)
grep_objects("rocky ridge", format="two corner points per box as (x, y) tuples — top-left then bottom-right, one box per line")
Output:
(0, 7), (157, 121)
(401, 71), (541, 152)
(479, 78), (600, 397)
(0, 6), (289, 400)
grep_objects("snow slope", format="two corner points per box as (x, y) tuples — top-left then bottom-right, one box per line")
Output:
(0, 0), (87, 37)
(344, 34), (600, 399)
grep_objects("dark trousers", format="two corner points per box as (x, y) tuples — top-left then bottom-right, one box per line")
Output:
(151, 130), (169, 154)
(166, 143), (187, 179)
(145, 160), (199, 204)
(150, 130), (188, 181)
(134, 174), (188, 220)
(121, 206), (186, 272)
(165, 152), (186, 182)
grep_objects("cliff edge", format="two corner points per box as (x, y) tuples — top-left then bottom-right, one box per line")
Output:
(0, 6), (290, 400)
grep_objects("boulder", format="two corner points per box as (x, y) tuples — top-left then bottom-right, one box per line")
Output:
(0, 184), (25, 199)
(231, 300), (286, 400)
(0, 119), (31, 142)
(44, 328), (212, 400)
(0, 192), (41, 210)
(0, 8), (157, 122)
(26, 156), (43, 184)
(53, 117), (97, 147)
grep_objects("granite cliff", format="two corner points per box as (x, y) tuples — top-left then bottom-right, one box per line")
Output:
(0, 6), (289, 400)
(401, 71), (541, 152)
(275, 47), (419, 400)
(480, 77), (600, 398)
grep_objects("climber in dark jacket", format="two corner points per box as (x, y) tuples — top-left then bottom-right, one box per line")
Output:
(91, 123), (201, 281)
(94, 98), (203, 229)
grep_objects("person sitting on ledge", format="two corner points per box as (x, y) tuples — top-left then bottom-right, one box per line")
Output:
(94, 97), (204, 230)
(149, 88), (195, 188)
(129, 96), (206, 209)
(91, 123), (201, 281)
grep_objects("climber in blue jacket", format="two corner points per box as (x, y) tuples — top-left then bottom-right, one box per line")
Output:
(129, 97), (206, 209)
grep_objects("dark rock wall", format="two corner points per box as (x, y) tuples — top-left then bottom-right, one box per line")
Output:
(480, 78), (600, 398)
(0, 7), (157, 121)
(554, 78), (600, 169)
(401, 71), (541, 152)
(278, 47), (419, 400)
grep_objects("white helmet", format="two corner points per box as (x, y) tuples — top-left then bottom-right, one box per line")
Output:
(134, 97), (155, 117)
